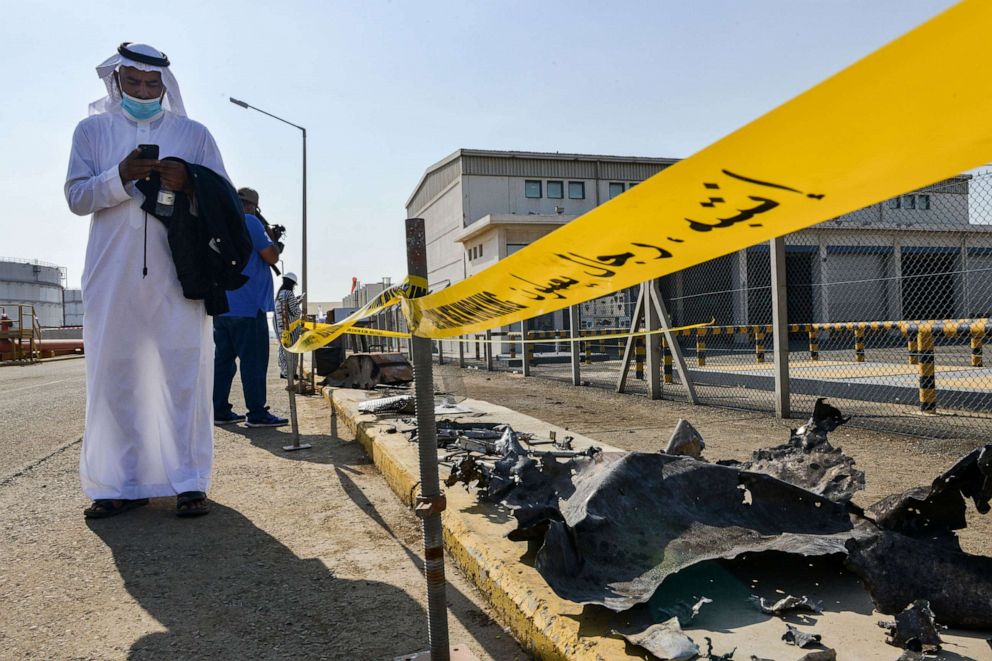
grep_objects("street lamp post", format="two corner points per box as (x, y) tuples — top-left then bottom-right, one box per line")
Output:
(229, 97), (308, 320)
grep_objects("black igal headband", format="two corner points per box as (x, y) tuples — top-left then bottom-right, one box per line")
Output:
(118, 42), (170, 67)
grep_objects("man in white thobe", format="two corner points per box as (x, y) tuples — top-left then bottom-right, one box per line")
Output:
(65, 43), (228, 518)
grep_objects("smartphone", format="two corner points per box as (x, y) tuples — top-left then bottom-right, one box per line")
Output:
(137, 144), (159, 160)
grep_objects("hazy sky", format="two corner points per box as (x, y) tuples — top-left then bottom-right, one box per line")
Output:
(0, 0), (958, 301)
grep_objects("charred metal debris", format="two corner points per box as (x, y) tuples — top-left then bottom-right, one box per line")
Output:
(361, 394), (992, 656)
(877, 600), (943, 653)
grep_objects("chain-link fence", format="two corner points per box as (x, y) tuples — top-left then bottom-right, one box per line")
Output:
(431, 171), (992, 441)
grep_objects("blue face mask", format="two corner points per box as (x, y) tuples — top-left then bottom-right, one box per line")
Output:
(120, 91), (163, 121)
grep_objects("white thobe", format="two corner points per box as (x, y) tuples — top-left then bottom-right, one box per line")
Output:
(65, 108), (228, 500)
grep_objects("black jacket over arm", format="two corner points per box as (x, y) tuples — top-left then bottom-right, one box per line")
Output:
(136, 159), (252, 316)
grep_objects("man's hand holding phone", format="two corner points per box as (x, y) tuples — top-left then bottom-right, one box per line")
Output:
(118, 144), (190, 195)
(118, 145), (158, 184)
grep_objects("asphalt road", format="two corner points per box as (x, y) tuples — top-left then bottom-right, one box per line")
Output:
(0, 357), (87, 479)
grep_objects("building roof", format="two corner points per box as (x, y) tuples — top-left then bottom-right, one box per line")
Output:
(406, 148), (681, 209)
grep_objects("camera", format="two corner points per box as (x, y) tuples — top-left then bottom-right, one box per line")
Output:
(256, 211), (286, 253)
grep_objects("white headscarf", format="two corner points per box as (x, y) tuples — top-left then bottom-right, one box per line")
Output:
(89, 43), (186, 117)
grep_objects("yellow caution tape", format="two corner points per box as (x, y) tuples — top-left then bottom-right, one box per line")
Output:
(289, 1), (992, 350)
(293, 318), (714, 344)
(399, 0), (992, 338)
(281, 276), (426, 352)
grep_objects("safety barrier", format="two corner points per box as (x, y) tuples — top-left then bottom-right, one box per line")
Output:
(656, 319), (992, 370)
(0, 304), (42, 363)
(495, 316), (990, 416)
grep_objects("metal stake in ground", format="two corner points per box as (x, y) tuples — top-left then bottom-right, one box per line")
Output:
(281, 299), (311, 452)
(404, 218), (452, 660)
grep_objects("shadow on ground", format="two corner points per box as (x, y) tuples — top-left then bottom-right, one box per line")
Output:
(91, 410), (522, 660)
(331, 465), (522, 661)
(89, 503), (427, 659)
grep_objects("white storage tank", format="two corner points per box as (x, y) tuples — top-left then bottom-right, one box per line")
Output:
(0, 258), (66, 328)
(63, 288), (83, 327)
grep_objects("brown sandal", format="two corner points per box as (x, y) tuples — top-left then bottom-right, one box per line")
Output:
(84, 498), (149, 519)
(176, 491), (210, 517)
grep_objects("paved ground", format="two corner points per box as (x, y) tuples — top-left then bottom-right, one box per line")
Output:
(0, 357), (86, 478)
(0, 352), (524, 660)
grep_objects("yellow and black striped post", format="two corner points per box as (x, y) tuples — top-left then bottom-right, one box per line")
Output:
(662, 336), (673, 384)
(696, 328), (706, 367)
(635, 336), (645, 380)
(808, 329), (819, 361)
(509, 333), (517, 360)
(971, 321), (985, 367)
(754, 327), (765, 363)
(525, 331), (534, 367)
(474, 335), (481, 361)
(583, 332), (592, 364)
(905, 330), (917, 365)
(854, 327), (865, 363)
(917, 325), (936, 413)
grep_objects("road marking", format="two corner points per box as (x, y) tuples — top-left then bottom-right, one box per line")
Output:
(6, 378), (76, 394)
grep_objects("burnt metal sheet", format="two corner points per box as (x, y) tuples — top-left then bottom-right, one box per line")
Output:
(867, 444), (991, 536)
(878, 600), (943, 652)
(617, 617), (698, 660)
(845, 531), (992, 629)
(782, 623), (822, 648)
(722, 399), (864, 502)
(533, 452), (869, 611)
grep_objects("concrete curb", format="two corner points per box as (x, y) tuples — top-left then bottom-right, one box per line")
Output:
(323, 387), (626, 660)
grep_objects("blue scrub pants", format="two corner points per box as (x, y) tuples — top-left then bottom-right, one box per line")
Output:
(213, 311), (270, 419)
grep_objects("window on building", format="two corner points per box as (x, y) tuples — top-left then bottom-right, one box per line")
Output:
(568, 181), (585, 199)
(478, 244), (483, 258)
(507, 243), (527, 256)
(918, 194), (931, 210)
(609, 182), (625, 199)
(903, 195), (916, 210)
(525, 180), (542, 198)
(547, 180), (564, 199)
(887, 198), (901, 209)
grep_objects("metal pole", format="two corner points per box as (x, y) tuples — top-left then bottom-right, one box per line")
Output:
(281, 300), (311, 452)
(404, 218), (450, 660)
(647, 283), (699, 404)
(484, 329), (494, 371)
(569, 305), (581, 386)
(302, 129), (316, 397)
(616, 285), (644, 393)
(520, 321), (530, 377)
(646, 280), (662, 399)
(770, 236), (791, 418)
